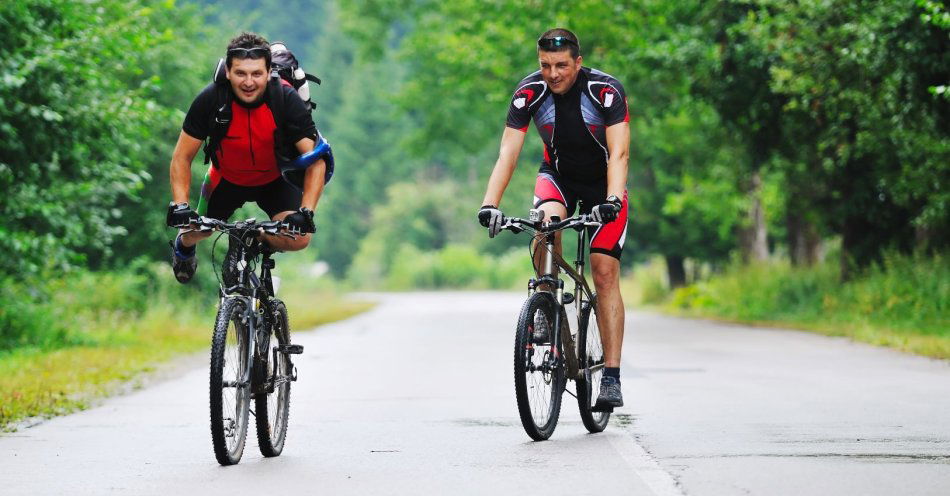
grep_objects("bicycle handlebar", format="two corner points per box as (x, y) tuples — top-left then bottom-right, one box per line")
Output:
(182, 216), (298, 238)
(502, 213), (602, 235)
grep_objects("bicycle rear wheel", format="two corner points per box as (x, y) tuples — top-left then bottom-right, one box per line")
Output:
(255, 300), (292, 457)
(514, 291), (566, 441)
(210, 297), (251, 465)
(577, 294), (610, 432)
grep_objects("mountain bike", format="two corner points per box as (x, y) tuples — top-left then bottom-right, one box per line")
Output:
(184, 217), (304, 465)
(501, 209), (610, 441)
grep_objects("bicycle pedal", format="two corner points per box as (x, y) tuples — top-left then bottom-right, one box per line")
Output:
(278, 344), (304, 354)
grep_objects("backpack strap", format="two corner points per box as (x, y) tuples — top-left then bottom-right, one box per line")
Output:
(203, 83), (232, 168)
(267, 76), (293, 163)
(305, 72), (321, 85)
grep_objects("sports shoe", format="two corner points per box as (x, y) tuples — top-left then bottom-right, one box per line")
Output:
(170, 237), (197, 284)
(592, 376), (623, 412)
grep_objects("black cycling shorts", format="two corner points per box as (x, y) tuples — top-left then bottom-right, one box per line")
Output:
(203, 176), (301, 221)
(533, 164), (629, 260)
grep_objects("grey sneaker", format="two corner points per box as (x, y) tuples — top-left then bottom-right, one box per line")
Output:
(592, 376), (623, 412)
(170, 238), (197, 284)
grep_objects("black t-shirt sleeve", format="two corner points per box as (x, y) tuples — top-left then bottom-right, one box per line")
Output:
(602, 78), (629, 127)
(280, 86), (318, 144)
(181, 83), (217, 140)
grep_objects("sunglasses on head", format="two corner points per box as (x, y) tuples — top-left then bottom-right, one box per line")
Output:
(227, 47), (270, 59)
(537, 37), (578, 50)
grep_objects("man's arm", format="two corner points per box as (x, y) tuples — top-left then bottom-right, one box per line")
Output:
(294, 137), (326, 211)
(604, 122), (630, 198)
(481, 127), (528, 207)
(169, 131), (204, 204)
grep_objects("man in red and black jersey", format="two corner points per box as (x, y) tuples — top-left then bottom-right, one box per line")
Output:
(165, 32), (330, 283)
(478, 28), (630, 410)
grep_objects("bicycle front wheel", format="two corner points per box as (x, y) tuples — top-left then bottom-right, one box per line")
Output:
(255, 300), (292, 457)
(514, 291), (566, 441)
(210, 297), (251, 465)
(577, 294), (610, 432)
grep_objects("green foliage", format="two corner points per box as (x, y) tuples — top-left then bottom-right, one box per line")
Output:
(383, 244), (532, 290)
(0, 259), (214, 352)
(665, 253), (950, 357)
(0, 0), (219, 279)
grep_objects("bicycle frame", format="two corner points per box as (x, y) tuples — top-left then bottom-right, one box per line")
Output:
(527, 213), (598, 381)
(210, 226), (295, 396)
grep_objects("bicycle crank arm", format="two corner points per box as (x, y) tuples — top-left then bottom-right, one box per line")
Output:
(222, 380), (249, 388)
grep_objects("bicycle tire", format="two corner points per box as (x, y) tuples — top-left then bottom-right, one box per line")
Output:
(210, 297), (251, 465)
(514, 291), (566, 441)
(255, 299), (292, 457)
(577, 294), (610, 432)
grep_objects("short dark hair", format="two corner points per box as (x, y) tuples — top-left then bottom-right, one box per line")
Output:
(537, 28), (580, 58)
(226, 32), (270, 69)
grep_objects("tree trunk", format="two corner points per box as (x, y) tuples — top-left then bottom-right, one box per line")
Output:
(739, 171), (769, 263)
(665, 255), (687, 289)
(787, 212), (823, 266)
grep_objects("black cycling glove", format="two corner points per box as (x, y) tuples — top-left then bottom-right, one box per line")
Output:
(166, 202), (198, 228)
(590, 195), (623, 224)
(478, 205), (505, 238)
(285, 207), (316, 234)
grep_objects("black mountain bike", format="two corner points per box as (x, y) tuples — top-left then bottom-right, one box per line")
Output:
(185, 217), (304, 465)
(501, 209), (610, 440)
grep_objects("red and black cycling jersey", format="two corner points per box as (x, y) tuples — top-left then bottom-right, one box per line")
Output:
(182, 83), (318, 187)
(506, 67), (629, 183)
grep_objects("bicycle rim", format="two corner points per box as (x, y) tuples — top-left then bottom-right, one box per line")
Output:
(210, 298), (251, 465)
(514, 292), (565, 441)
(577, 295), (609, 432)
(256, 300), (291, 457)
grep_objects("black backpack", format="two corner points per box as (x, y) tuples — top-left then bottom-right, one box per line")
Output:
(269, 41), (321, 111)
(202, 43), (321, 168)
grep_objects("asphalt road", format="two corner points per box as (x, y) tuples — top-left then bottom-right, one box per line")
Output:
(2, 292), (949, 495)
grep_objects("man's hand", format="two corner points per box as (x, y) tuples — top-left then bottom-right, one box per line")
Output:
(285, 207), (316, 234)
(590, 195), (623, 224)
(478, 205), (506, 238)
(166, 202), (198, 228)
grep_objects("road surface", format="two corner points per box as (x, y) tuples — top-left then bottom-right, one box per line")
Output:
(2, 292), (949, 495)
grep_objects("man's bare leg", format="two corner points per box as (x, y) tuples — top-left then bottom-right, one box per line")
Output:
(590, 253), (624, 367)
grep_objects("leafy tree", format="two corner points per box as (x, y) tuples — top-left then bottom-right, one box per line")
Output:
(0, 0), (215, 279)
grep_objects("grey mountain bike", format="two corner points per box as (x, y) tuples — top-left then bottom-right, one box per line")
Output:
(501, 208), (610, 440)
(186, 217), (304, 465)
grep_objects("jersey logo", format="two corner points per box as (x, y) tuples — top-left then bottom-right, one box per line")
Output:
(514, 88), (536, 109)
(600, 87), (615, 108)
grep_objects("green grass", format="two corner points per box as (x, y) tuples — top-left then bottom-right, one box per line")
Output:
(0, 256), (373, 431)
(623, 253), (950, 359)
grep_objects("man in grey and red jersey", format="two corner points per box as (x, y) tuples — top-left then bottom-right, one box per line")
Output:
(478, 28), (630, 410)
(165, 32), (331, 284)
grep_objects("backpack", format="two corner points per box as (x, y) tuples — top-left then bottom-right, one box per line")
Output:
(269, 41), (321, 111)
(202, 43), (322, 168)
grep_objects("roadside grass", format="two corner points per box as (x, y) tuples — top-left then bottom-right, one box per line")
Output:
(622, 253), (950, 359)
(0, 255), (373, 431)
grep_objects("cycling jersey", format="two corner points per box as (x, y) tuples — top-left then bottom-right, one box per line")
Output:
(507, 66), (630, 260)
(506, 67), (628, 183)
(182, 83), (317, 187)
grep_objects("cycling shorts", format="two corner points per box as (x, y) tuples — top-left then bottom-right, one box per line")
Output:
(533, 165), (629, 260)
(200, 173), (301, 221)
